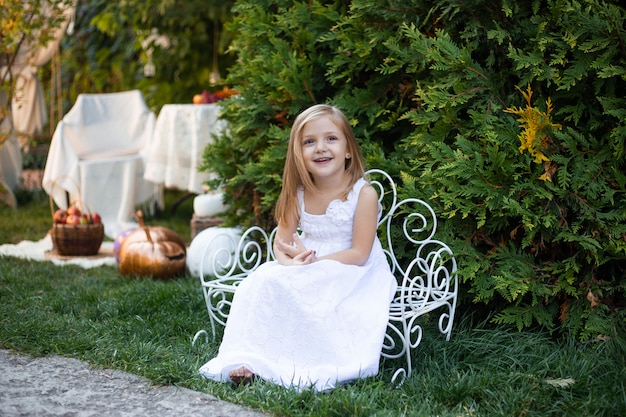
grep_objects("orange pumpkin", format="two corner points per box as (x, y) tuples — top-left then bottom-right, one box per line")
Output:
(118, 211), (187, 279)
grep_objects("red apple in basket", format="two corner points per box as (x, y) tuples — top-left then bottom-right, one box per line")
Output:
(66, 214), (81, 225)
(67, 205), (81, 216)
(90, 212), (102, 224)
(79, 214), (90, 225)
(53, 209), (68, 224)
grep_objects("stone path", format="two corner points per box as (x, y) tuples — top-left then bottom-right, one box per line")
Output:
(0, 349), (267, 417)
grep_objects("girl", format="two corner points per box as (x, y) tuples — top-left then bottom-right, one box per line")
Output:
(199, 104), (396, 391)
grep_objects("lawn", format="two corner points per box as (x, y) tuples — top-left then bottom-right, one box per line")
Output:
(1, 188), (625, 416)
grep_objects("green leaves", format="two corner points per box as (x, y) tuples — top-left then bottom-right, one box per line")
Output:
(392, 0), (626, 338)
(201, 0), (625, 339)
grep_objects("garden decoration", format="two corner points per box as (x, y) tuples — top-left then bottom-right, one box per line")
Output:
(118, 211), (186, 279)
(48, 177), (104, 256)
(193, 169), (458, 384)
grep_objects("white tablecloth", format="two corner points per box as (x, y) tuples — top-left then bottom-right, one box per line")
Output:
(144, 103), (227, 194)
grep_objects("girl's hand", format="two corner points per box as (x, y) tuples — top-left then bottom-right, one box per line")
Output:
(275, 233), (306, 258)
(292, 248), (316, 265)
(275, 233), (316, 265)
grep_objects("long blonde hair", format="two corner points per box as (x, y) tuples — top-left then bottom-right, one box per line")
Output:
(275, 104), (365, 226)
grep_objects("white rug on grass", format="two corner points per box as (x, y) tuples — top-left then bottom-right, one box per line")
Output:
(0, 234), (117, 269)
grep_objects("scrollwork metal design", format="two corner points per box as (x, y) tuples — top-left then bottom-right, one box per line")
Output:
(194, 169), (458, 384)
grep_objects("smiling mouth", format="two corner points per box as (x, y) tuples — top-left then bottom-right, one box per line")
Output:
(314, 157), (332, 162)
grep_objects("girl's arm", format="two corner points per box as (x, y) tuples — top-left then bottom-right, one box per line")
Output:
(273, 213), (316, 266)
(273, 184), (379, 266)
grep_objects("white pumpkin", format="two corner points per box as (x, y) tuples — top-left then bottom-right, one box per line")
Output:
(186, 227), (241, 277)
(193, 192), (227, 217)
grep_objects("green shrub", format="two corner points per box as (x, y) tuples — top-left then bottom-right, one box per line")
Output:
(387, 0), (626, 339)
(201, 0), (406, 229)
(202, 0), (626, 339)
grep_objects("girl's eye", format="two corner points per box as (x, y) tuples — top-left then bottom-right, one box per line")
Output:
(303, 138), (314, 145)
(327, 136), (337, 141)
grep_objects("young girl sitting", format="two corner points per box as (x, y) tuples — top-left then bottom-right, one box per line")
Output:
(198, 104), (397, 391)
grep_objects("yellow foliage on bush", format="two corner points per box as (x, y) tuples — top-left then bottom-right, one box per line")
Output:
(505, 85), (562, 181)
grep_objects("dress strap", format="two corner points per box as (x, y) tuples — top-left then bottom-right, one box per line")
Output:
(297, 187), (305, 217)
(351, 177), (382, 221)
(349, 178), (367, 200)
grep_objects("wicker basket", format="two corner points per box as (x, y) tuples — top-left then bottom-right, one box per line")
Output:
(48, 176), (104, 256)
(50, 223), (104, 256)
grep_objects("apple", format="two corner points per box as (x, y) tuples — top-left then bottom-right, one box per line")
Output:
(79, 214), (90, 225)
(202, 90), (218, 103)
(53, 209), (68, 224)
(67, 205), (81, 216)
(90, 212), (102, 224)
(66, 214), (81, 225)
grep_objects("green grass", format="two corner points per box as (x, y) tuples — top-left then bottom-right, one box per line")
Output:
(2, 190), (626, 416)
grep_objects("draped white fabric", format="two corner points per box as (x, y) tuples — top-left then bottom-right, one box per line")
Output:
(144, 103), (227, 194)
(0, 2), (75, 207)
(0, 134), (21, 199)
(0, 94), (22, 207)
(42, 90), (161, 238)
(5, 3), (75, 136)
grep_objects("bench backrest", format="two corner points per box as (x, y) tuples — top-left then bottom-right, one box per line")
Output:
(366, 169), (457, 310)
(200, 169), (456, 296)
(195, 169), (459, 382)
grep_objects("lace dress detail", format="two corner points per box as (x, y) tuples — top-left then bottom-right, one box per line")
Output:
(199, 178), (396, 391)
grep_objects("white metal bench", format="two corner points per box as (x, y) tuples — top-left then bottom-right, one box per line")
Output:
(193, 169), (458, 383)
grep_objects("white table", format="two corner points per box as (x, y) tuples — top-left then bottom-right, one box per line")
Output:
(144, 103), (227, 195)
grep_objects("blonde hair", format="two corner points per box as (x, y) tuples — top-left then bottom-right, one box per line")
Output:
(275, 104), (365, 226)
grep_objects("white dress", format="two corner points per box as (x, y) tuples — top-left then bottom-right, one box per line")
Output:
(198, 178), (397, 391)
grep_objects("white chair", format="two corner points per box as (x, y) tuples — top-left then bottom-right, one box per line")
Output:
(192, 169), (458, 384)
(42, 90), (162, 238)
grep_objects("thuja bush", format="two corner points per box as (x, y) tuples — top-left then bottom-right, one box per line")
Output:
(201, 0), (411, 227)
(384, 0), (626, 339)
(202, 0), (625, 339)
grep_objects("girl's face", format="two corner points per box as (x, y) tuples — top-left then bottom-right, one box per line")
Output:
(300, 116), (349, 181)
